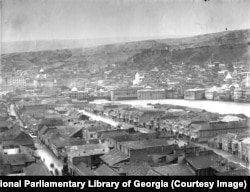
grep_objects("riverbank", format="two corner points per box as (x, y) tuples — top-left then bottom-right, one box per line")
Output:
(91, 99), (250, 117)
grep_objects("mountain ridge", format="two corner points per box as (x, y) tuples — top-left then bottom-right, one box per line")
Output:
(1, 29), (250, 73)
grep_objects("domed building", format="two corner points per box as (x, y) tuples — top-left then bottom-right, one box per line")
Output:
(71, 87), (78, 92)
(224, 72), (233, 85)
(34, 68), (53, 88)
(62, 86), (90, 100)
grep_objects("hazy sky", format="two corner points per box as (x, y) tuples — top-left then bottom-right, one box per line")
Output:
(1, 0), (250, 42)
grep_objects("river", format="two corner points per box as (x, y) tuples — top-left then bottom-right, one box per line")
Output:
(91, 99), (250, 117)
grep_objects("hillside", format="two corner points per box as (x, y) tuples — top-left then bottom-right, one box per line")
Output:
(1, 29), (250, 73)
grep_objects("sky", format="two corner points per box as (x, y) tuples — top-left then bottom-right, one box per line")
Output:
(1, 0), (250, 42)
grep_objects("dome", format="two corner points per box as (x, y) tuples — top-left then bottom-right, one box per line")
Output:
(225, 73), (232, 79)
(71, 87), (78, 92)
(40, 68), (44, 73)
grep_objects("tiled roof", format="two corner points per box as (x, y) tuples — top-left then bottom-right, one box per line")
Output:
(152, 164), (194, 176)
(98, 129), (128, 140)
(2, 153), (35, 165)
(110, 132), (157, 142)
(94, 164), (119, 176)
(100, 149), (129, 166)
(56, 125), (82, 137)
(216, 168), (250, 176)
(117, 162), (151, 176)
(185, 153), (221, 170)
(23, 163), (51, 176)
(119, 138), (170, 150)
(75, 162), (95, 176)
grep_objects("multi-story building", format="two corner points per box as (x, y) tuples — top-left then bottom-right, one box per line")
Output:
(189, 118), (249, 142)
(184, 89), (205, 100)
(137, 89), (166, 100)
(9, 76), (26, 87)
(62, 87), (91, 101)
(110, 87), (143, 101)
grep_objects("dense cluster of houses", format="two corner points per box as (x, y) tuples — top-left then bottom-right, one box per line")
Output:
(1, 88), (250, 176)
(37, 113), (249, 176)
(82, 103), (249, 143)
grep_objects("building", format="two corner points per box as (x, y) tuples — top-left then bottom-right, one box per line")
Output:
(204, 86), (219, 100)
(240, 137), (250, 162)
(66, 143), (109, 170)
(233, 87), (243, 102)
(184, 89), (205, 100)
(137, 89), (166, 100)
(8, 76), (26, 88)
(224, 72), (233, 85)
(185, 150), (229, 176)
(34, 68), (53, 87)
(0, 153), (35, 175)
(62, 87), (91, 101)
(110, 87), (143, 101)
(189, 118), (249, 142)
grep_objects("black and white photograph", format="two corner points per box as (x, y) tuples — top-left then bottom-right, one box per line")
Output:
(0, 0), (250, 178)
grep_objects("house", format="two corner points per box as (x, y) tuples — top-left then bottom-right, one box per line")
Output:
(240, 137), (250, 163)
(208, 135), (223, 149)
(66, 143), (109, 169)
(82, 122), (112, 140)
(184, 150), (230, 176)
(117, 138), (175, 162)
(0, 127), (35, 150)
(221, 133), (237, 152)
(1, 153), (35, 175)
(100, 148), (130, 167)
(132, 109), (165, 126)
(38, 115), (64, 131)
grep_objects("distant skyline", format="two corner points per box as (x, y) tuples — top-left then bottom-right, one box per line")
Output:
(1, 0), (250, 42)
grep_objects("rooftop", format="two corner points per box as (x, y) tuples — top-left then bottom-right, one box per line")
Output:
(152, 164), (194, 176)
(66, 143), (109, 157)
(120, 138), (171, 150)
(23, 163), (51, 176)
(100, 149), (129, 166)
(94, 164), (119, 176)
